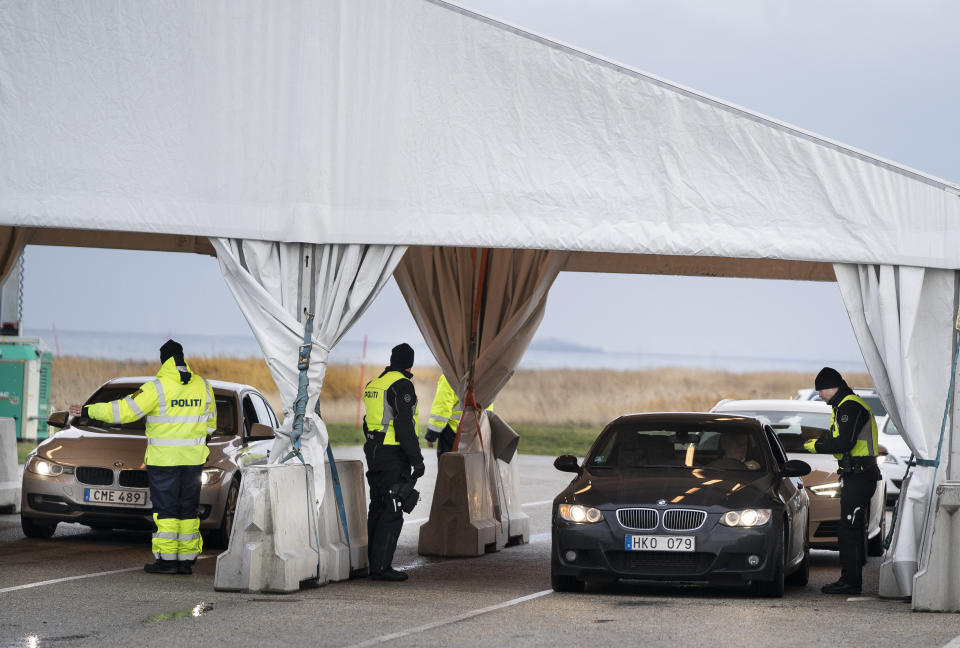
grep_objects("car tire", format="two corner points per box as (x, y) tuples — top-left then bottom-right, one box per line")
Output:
(551, 572), (585, 593)
(22, 516), (58, 539)
(208, 478), (240, 549)
(868, 508), (886, 557)
(755, 524), (786, 598)
(786, 529), (810, 587)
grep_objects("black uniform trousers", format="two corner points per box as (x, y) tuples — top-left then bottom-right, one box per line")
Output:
(838, 471), (877, 588)
(436, 423), (457, 458)
(366, 468), (407, 574)
(147, 465), (203, 565)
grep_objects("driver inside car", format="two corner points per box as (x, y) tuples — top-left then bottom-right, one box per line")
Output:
(712, 431), (761, 470)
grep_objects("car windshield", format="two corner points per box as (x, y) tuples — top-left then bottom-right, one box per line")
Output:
(81, 387), (237, 436)
(587, 422), (766, 471)
(722, 409), (828, 453)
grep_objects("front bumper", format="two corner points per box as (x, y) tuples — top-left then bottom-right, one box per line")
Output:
(552, 512), (780, 585)
(21, 467), (225, 530)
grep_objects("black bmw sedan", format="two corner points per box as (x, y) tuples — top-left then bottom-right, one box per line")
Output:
(551, 413), (811, 597)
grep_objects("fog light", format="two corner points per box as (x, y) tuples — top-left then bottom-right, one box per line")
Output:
(747, 554), (761, 567)
(565, 550), (577, 562)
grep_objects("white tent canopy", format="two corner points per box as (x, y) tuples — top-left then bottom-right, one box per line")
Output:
(2, 0), (959, 605)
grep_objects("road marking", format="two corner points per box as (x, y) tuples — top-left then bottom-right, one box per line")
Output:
(342, 589), (553, 647)
(941, 635), (960, 648)
(846, 596), (877, 602)
(0, 555), (212, 594)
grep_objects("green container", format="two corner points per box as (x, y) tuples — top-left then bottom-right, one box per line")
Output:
(0, 338), (52, 441)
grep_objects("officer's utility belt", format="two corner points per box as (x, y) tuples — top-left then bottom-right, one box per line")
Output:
(839, 455), (877, 472)
(364, 428), (386, 445)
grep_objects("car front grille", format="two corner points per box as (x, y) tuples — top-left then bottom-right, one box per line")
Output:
(662, 509), (707, 531)
(616, 508), (658, 531)
(76, 467), (114, 486)
(118, 470), (148, 488)
(608, 550), (714, 575)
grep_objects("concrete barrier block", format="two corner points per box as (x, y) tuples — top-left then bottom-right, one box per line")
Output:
(0, 418), (20, 513)
(419, 451), (498, 556)
(215, 464), (321, 593)
(319, 458), (368, 581)
(913, 480), (960, 611)
(497, 458), (529, 546)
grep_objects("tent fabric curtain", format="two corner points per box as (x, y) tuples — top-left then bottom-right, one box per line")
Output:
(211, 238), (406, 504)
(834, 263), (960, 597)
(395, 246), (569, 412)
(0, 226), (27, 285)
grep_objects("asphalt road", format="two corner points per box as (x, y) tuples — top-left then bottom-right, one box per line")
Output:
(1, 449), (958, 648)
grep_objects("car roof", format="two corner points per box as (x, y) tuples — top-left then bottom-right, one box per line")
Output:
(713, 398), (832, 413)
(608, 411), (765, 430)
(102, 376), (253, 393)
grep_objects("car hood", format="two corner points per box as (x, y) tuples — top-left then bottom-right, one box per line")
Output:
(35, 425), (237, 468)
(561, 467), (780, 510)
(787, 452), (838, 487)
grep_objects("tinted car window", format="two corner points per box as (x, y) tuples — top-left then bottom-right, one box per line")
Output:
(84, 387), (235, 436)
(722, 410), (828, 453)
(241, 395), (259, 435)
(764, 425), (787, 466)
(588, 423), (766, 471)
(250, 394), (275, 429)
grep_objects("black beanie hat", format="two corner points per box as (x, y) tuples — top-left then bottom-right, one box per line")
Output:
(160, 339), (184, 365)
(390, 343), (415, 369)
(814, 367), (844, 390)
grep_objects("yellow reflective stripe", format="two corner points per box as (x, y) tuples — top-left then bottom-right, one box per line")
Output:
(147, 437), (206, 446)
(124, 396), (144, 419)
(111, 401), (120, 424)
(153, 531), (179, 540)
(177, 532), (200, 542)
(177, 553), (199, 561)
(427, 422), (445, 434)
(155, 552), (178, 561)
(152, 380), (166, 416)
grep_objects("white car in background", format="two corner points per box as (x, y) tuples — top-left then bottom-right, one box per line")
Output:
(794, 387), (906, 505)
(712, 398), (887, 557)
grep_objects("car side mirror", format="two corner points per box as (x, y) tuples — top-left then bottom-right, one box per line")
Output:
(782, 459), (811, 477)
(247, 423), (276, 441)
(554, 454), (581, 474)
(47, 410), (70, 429)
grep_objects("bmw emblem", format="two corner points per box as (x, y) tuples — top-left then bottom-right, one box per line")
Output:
(113, 461), (124, 468)
(657, 499), (666, 506)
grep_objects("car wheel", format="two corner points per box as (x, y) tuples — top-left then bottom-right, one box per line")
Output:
(22, 516), (58, 539)
(868, 508), (886, 557)
(755, 524), (785, 598)
(786, 528), (810, 587)
(208, 478), (240, 549)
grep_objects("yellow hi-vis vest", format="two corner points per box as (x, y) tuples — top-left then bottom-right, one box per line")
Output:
(829, 393), (878, 461)
(426, 374), (492, 435)
(87, 358), (215, 466)
(363, 371), (418, 446)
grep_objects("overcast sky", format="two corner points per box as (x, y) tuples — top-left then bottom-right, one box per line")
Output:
(18, 0), (959, 367)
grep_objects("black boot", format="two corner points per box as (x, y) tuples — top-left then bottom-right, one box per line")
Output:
(369, 568), (408, 582)
(175, 562), (193, 575)
(144, 561), (177, 575)
(821, 580), (861, 595)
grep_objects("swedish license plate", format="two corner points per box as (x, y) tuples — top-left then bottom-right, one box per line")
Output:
(84, 488), (149, 507)
(625, 535), (695, 552)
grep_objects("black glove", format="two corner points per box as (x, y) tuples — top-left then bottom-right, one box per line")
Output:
(424, 429), (440, 443)
(411, 463), (425, 480)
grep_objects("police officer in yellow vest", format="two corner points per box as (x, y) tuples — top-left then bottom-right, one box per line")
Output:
(72, 340), (215, 575)
(362, 343), (425, 581)
(425, 374), (493, 457)
(803, 367), (880, 595)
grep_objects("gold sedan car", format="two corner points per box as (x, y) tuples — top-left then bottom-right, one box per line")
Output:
(711, 399), (887, 557)
(21, 377), (278, 547)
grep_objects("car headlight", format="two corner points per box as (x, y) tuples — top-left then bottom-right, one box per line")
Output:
(201, 468), (225, 486)
(809, 482), (841, 498)
(27, 457), (69, 476)
(720, 508), (772, 527)
(558, 503), (603, 523)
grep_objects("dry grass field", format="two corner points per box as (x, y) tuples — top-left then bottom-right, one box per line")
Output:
(50, 356), (871, 428)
